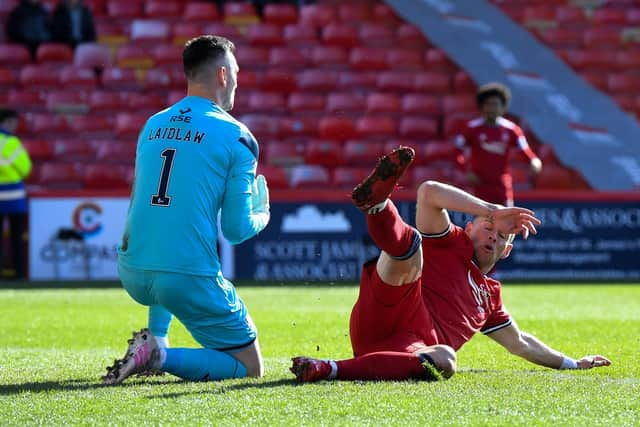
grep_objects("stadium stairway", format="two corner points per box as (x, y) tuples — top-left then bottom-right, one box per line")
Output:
(2, 0), (627, 192)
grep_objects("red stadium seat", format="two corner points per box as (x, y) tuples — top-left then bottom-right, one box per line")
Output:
(269, 47), (309, 69)
(35, 43), (73, 64)
(21, 139), (53, 161)
(0, 43), (31, 67)
(419, 141), (461, 163)
(8, 90), (44, 112)
(304, 139), (343, 167)
(235, 46), (269, 69)
(260, 70), (296, 93)
(424, 49), (456, 72)
(607, 73), (640, 93)
(224, 2), (259, 26)
(299, 4), (336, 28)
(534, 165), (588, 190)
(0, 68), (15, 87)
(240, 114), (280, 140)
(581, 71), (608, 91)
(266, 142), (305, 166)
(371, 3), (402, 25)
(145, 0), (182, 18)
(19, 65), (58, 89)
(627, 8), (640, 25)
(201, 23), (244, 43)
(66, 115), (112, 136)
(289, 165), (331, 188)
(412, 165), (454, 187)
(166, 90), (185, 106)
(151, 43), (182, 68)
(326, 93), (366, 114)
(332, 166), (371, 188)
(51, 139), (96, 161)
(337, 71), (377, 91)
(358, 23), (394, 47)
(615, 51), (640, 69)
(401, 94), (441, 116)
(318, 117), (356, 140)
(523, 5), (556, 29)
(73, 43), (111, 70)
(115, 113), (147, 139)
(537, 28), (583, 49)
(126, 92), (165, 113)
(395, 23), (429, 48)
(555, 6), (587, 26)
(297, 70), (338, 92)
(413, 71), (451, 94)
(344, 141), (384, 166)
(182, 2), (219, 22)
(366, 93), (401, 114)
(263, 4), (298, 26)
(237, 70), (259, 90)
(143, 68), (172, 90)
(376, 71), (415, 92)
(89, 91), (125, 113)
(256, 164), (289, 189)
(592, 8), (626, 26)
(386, 49), (424, 70)
(356, 116), (396, 139)
(288, 93), (325, 113)
(39, 163), (83, 188)
(322, 23), (358, 48)
(350, 47), (387, 71)
(453, 71), (476, 93)
(95, 19), (128, 47)
(443, 114), (474, 138)
(83, 164), (131, 189)
(116, 44), (153, 68)
(59, 66), (97, 89)
(283, 25), (318, 46)
(310, 46), (348, 68)
(399, 117), (439, 139)
(443, 95), (477, 115)
(172, 22), (205, 45)
(46, 92), (89, 114)
(101, 67), (140, 90)
(583, 28), (622, 48)
(247, 23), (284, 46)
(278, 117), (318, 139)
(130, 19), (171, 43)
(107, 0), (144, 19)
(248, 92), (287, 114)
(338, 4), (370, 22)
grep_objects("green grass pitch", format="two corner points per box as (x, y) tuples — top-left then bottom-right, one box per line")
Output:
(1, 283), (638, 426)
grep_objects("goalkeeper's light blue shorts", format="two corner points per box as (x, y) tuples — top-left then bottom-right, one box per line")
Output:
(118, 263), (257, 351)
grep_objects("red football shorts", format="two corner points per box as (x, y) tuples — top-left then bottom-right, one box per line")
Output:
(349, 260), (439, 356)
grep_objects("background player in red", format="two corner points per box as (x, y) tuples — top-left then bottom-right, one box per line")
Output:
(454, 83), (542, 206)
(290, 147), (610, 382)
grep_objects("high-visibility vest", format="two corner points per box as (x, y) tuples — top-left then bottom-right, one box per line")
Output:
(0, 132), (31, 185)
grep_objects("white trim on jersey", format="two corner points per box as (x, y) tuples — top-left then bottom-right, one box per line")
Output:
(420, 223), (452, 238)
(482, 319), (513, 335)
(496, 116), (517, 129)
(468, 117), (485, 128)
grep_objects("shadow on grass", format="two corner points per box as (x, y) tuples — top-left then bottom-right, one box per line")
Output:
(0, 377), (169, 395)
(148, 378), (298, 399)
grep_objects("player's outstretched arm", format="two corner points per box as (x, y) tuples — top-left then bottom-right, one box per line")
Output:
(487, 321), (611, 370)
(416, 180), (540, 239)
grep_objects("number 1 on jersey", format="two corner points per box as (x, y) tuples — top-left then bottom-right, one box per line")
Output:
(151, 148), (176, 206)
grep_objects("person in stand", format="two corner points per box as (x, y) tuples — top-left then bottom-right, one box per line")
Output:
(51, 0), (96, 49)
(6, 0), (52, 58)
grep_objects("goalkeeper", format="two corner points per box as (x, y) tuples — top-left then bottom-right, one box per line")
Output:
(103, 35), (270, 385)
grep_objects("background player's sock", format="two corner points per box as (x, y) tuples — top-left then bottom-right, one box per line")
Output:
(366, 200), (420, 259)
(336, 352), (427, 380)
(148, 305), (173, 346)
(162, 348), (247, 381)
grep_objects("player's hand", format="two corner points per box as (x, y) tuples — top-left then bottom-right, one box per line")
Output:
(530, 157), (542, 174)
(251, 174), (270, 215)
(488, 206), (541, 240)
(576, 355), (611, 369)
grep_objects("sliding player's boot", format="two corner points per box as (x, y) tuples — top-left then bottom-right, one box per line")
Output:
(351, 146), (415, 212)
(290, 356), (332, 382)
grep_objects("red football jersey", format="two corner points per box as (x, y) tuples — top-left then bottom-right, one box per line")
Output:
(455, 116), (535, 186)
(421, 224), (511, 351)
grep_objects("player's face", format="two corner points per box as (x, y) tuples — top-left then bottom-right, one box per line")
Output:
(221, 52), (239, 111)
(467, 217), (512, 271)
(481, 96), (505, 122)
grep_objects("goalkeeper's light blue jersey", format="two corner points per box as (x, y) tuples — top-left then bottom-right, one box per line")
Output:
(118, 96), (261, 276)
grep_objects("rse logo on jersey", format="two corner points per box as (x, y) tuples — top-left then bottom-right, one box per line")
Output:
(169, 115), (192, 123)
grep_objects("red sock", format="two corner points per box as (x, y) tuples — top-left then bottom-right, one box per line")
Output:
(336, 352), (425, 381)
(366, 200), (417, 258)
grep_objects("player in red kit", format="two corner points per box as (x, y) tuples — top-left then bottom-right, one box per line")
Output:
(290, 147), (610, 382)
(454, 83), (542, 206)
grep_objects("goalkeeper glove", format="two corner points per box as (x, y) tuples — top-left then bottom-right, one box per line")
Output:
(251, 174), (270, 227)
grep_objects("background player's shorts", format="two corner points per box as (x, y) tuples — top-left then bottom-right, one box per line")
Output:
(118, 263), (257, 351)
(349, 259), (439, 356)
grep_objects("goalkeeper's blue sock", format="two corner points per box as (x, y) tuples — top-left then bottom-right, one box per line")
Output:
(148, 305), (172, 343)
(162, 348), (247, 381)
